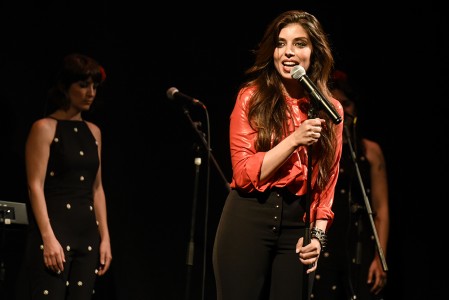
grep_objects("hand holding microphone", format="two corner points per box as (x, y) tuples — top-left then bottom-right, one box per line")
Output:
(290, 65), (342, 124)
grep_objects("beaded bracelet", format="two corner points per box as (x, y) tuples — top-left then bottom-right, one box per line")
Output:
(311, 227), (327, 250)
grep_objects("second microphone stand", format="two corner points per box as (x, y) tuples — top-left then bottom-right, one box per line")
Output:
(343, 125), (388, 273)
(181, 105), (230, 300)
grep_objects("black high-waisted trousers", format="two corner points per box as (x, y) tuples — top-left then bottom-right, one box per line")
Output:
(213, 188), (314, 300)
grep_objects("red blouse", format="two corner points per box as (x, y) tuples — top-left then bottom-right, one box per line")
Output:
(229, 86), (344, 228)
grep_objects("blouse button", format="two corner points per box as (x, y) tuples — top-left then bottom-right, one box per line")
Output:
(340, 188), (346, 194)
(80, 176), (85, 181)
(43, 290), (49, 295)
(66, 245), (71, 251)
(90, 206), (93, 211)
(54, 137), (59, 143)
(40, 244), (44, 250)
(74, 127), (78, 133)
(88, 246), (92, 251)
(80, 150), (84, 156)
(66, 281), (70, 286)
(50, 171), (55, 176)
(78, 281), (83, 286)
(66, 204), (71, 209)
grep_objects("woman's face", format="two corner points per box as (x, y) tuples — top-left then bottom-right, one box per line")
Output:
(273, 23), (312, 81)
(67, 77), (98, 111)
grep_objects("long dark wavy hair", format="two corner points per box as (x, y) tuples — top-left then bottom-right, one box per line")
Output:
(47, 53), (106, 111)
(242, 10), (337, 192)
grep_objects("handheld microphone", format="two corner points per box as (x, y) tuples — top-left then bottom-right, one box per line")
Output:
(166, 87), (205, 108)
(290, 65), (342, 124)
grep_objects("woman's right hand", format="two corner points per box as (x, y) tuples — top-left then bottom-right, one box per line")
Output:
(293, 118), (325, 146)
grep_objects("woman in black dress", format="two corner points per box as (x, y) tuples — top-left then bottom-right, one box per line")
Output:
(21, 53), (112, 299)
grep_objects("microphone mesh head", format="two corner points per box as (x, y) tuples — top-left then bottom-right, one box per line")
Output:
(166, 87), (179, 100)
(290, 65), (306, 79)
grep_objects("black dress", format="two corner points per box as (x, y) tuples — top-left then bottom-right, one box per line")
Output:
(20, 119), (101, 300)
(312, 140), (384, 300)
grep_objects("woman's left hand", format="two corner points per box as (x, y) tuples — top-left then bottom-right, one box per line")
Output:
(97, 239), (112, 276)
(296, 237), (321, 274)
(368, 257), (387, 295)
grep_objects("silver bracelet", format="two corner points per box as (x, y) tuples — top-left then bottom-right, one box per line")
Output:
(311, 227), (327, 250)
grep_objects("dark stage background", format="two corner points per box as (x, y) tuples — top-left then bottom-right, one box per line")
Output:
(1, 1), (448, 299)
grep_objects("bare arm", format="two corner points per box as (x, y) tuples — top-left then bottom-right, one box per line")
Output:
(87, 122), (112, 275)
(25, 118), (65, 273)
(364, 139), (389, 258)
(363, 138), (389, 293)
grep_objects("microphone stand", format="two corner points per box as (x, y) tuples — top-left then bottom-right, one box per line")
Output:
(181, 106), (230, 300)
(302, 96), (343, 300)
(182, 107), (230, 193)
(185, 142), (201, 300)
(343, 125), (388, 273)
(302, 105), (318, 300)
